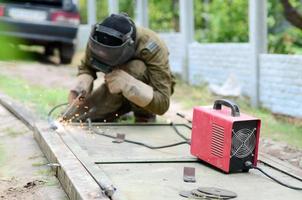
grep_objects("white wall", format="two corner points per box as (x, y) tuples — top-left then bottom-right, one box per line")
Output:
(159, 33), (184, 73)
(188, 42), (252, 94)
(259, 54), (302, 118)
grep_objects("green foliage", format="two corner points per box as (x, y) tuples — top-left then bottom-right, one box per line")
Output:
(119, 0), (135, 18)
(0, 24), (29, 60)
(149, 0), (179, 32)
(79, 0), (134, 24)
(194, 0), (249, 43)
(0, 75), (67, 118)
(77, 0), (302, 53)
(267, 0), (302, 54)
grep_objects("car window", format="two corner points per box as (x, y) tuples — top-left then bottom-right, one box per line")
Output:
(2, 0), (63, 7)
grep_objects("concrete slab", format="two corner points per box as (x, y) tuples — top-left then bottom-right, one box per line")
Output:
(63, 124), (302, 200)
(98, 162), (302, 200)
(65, 124), (194, 163)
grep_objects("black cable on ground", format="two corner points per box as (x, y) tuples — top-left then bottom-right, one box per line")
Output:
(93, 129), (189, 149)
(170, 122), (190, 143)
(176, 112), (192, 124)
(47, 103), (191, 149)
(87, 118), (190, 150)
(258, 159), (302, 183)
(245, 161), (302, 191)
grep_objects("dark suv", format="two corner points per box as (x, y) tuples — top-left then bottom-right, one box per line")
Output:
(0, 0), (80, 64)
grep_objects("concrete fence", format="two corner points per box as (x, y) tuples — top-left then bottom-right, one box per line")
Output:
(187, 43), (252, 94)
(259, 54), (302, 118)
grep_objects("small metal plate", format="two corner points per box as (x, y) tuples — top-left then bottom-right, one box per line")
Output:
(179, 191), (192, 198)
(112, 133), (125, 143)
(197, 187), (237, 198)
(183, 167), (196, 182)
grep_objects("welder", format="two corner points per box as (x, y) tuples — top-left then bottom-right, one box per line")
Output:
(67, 13), (175, 122)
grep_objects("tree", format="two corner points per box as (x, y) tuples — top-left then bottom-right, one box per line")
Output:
(280, 0), (302, 29)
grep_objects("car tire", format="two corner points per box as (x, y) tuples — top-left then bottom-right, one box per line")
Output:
(44, 45), (55, 56)
(59, 44), (74, 64)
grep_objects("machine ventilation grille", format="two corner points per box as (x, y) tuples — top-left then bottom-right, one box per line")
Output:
(211, 123), (225, 158)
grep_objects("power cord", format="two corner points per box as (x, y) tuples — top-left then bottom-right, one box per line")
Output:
(245, 161), (302, 190)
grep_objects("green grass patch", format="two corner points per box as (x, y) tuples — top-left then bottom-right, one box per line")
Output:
(3, 127), (25, 138)
(0, 74), (67, 119)
(45, 178), (60, 187)
(0, 24), (32, 61)
(36, 169), (55, 176)
(32, 161), (48, 167)
(173, 80), (302, 149)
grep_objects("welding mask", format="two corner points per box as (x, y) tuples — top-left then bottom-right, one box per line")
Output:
(88, 13), (136, 73)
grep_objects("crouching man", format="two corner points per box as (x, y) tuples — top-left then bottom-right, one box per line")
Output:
(67, 13), (175, 122)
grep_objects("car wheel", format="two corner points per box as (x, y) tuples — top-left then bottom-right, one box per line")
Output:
(59, 44), (74, 64)
(44, 46), (55, 56)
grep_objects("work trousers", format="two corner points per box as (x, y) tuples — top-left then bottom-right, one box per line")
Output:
(71, 59), (155, 122)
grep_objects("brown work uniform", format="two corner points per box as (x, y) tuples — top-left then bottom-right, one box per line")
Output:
(75, 26), (175, 121)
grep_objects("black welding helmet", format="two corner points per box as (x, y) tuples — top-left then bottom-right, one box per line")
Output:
(88, 13), (136, 73)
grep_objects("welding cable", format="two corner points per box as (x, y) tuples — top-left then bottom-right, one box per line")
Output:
(176, 112), (192, 124)
(245, 161), (302, 190)
(47, 102), (69, 129)
(87, 118), (190, 149)
(258, 159), (302, 182)
(170, 122), (191, 143)
(92, 128), (189, 149)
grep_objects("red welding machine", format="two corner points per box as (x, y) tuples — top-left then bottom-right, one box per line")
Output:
(190, 99), (261, 173)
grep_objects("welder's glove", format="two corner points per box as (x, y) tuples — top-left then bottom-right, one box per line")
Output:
(105, 69), (153, 107)
(68, 74), (94, 105)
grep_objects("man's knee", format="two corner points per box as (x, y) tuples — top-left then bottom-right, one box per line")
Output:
(120, 59), (147, 80)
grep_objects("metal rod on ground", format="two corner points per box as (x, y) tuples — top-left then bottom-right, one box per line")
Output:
(55, 127), (127, 200)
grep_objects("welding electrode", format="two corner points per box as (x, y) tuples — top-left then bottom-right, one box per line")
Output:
(61, 91), (85, 121)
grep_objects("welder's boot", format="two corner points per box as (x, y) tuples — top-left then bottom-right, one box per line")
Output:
(133, 110), (156, 123)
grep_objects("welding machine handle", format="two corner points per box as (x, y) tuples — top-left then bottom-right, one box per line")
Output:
(213, 99), (240, 117)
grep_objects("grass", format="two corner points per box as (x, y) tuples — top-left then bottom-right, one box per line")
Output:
(4, 127), (26, 138)
(0, 74), (67, 119)
(32, 161), (48, 167)
(36, 168), (55, 176)
(173, 80), (302, 149)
